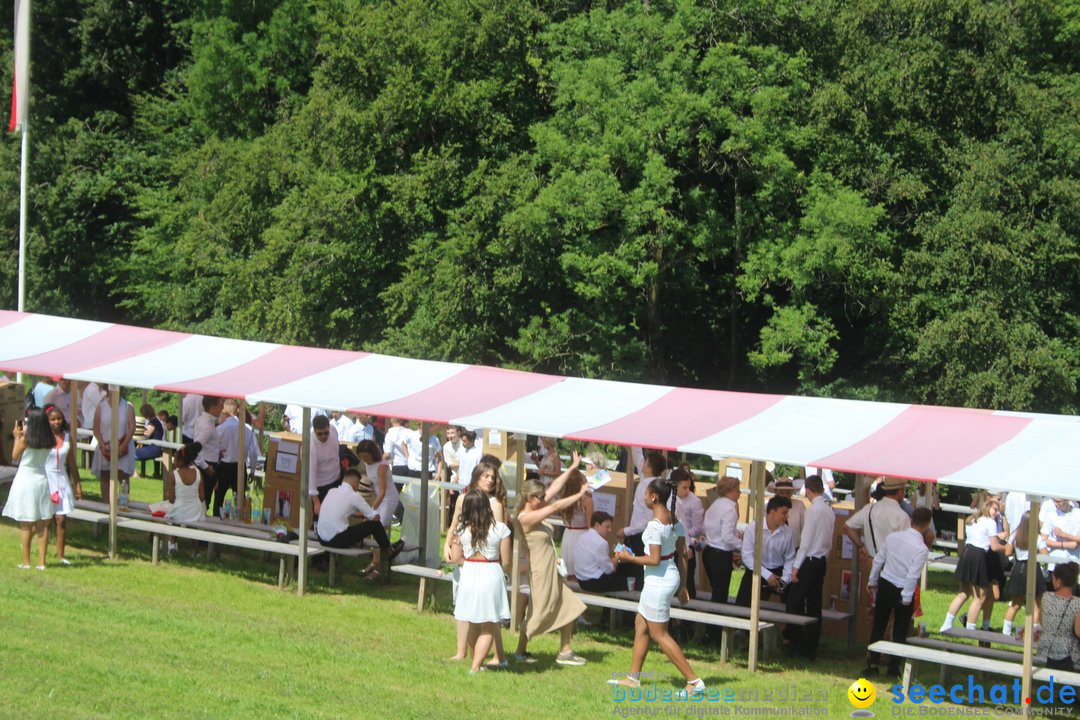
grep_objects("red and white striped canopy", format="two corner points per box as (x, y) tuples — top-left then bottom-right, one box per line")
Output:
(2, 310), (1078, 497)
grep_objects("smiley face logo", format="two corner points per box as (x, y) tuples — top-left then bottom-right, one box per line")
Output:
(847, 678), (876, 710)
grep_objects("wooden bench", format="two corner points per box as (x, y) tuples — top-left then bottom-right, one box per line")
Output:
(394, 563), (453, 610)
(868, 640), (1080, 694)
(943, 626), (1023, 648)
(116, 516), (324, 589)
(909, 636), (1021, 663)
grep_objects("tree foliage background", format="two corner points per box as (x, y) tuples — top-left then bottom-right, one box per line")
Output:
(2, 0), (1078, 413)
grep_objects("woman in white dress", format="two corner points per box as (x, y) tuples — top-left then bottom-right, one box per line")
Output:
(611, 476), (705, 697)
(3, 408), (56, 569)
(91, 392), (137, 501)
(165, 442), (206, 524)
(355, 439), (399, 579)
(444, 462), (508, 662)
(449, 490), (512, 674)
(44, 405), (82, 565)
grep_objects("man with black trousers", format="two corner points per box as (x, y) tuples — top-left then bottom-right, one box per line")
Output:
(784, 475), (833, 659)
(862, 507), (932, 677)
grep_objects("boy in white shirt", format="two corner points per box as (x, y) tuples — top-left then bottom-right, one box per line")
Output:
(574, 512), (625, 593)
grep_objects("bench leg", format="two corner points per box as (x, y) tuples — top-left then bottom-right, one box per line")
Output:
(278, 558), (286, 589)
(417, 577), (427, 612)
(328, 555), (337, 588)
(152, 534), (160, 565)
(720, 629), (730, 663)
(902, 661), (916, 695)
(762, 626), (777, 660)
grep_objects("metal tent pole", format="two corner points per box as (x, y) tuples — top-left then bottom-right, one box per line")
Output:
(297, 407), (311, 595)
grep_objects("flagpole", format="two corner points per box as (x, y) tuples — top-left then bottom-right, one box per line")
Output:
(15, 120), (26, 383)
(13, 0), (30, 383)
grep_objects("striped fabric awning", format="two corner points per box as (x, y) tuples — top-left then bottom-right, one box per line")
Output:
(2, 310), (1077, 497)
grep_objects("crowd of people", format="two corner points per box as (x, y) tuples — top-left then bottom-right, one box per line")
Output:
(5, 377), (1080, 685)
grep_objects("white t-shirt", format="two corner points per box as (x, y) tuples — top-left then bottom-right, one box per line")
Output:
(182, 394), (203, 438)
(457, 521), (511, 561)
(383, 425), (411, 468)
(308, 424), (341, 494)
(573, 528), (615, 581)
(405, 430), (442, 473)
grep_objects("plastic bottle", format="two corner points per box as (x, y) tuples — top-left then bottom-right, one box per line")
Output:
(224, 498), (233, 521)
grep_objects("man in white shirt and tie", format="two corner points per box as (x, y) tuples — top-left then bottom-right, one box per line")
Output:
(736, 496), (796, 606)
(784, 475), (834, 659)
(863, 507), (932, 677)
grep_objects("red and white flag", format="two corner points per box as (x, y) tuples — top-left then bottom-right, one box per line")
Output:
(9, 0), (29, 132)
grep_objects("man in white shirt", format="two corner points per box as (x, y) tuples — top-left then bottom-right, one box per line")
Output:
(309, 415), (342, 514)
(316, 468), (404, 558)
(80, 381), (105, 428)
(216, 399), (260, 515)
(281, 404), (304, 435)
(785, 475), (834, 659)
(1041, 498), (1080, 566)
(442, 426), (462, 484)
(330, 411), (354, 439)
(772, 478), (805, 548)
(456, 430), (482, 487)
(574, 512), (627, 592)
(616, 451), (667, 590)
(182, 393), (203, 444)
(804, 466), (836, 501)
(844, 477), (911, 558)
(702, 475), (742, 603)
(736, 496), (796, 606)
(194, 395), (224, 515)
(342, 413), (374, 444)
(42, 379), (73, 423)
(863, 508), (932, 677)
(382, 418), (411, 470)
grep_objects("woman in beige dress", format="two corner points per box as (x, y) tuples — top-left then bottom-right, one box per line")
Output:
(513, 451), (590, 665)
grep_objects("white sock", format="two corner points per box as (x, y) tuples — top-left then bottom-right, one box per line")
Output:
(940, 612), (956, 630)
(1003, 620), (1014, 635)
(966, 622), (977, 630)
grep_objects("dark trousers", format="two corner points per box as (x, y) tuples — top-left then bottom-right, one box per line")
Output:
(702, 546), (735, 603)
(622, 532), (646, 589)
(736, 565), (785, 607)
(686, 548), (698, 600)
(784, 556), (827, 659)
(868, 577), (915, 671)
(579, 573), (630, 593)
(200, 462), (222, 516)
(319, 520), (390, 550)
(213, 461), (241, 517)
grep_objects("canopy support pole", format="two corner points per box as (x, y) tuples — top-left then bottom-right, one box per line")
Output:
(420, 421), (431, 566)
(622, 447), (635, 530)
(747, 459), (766, 671)
(108, 385), (119, 559)
(849, 474), (873, 652)
(1021, 498), (1039, 714)
(510, 434), (526, 632)
(70, 380), (81, 465)
(297, 407), (311, 596)
(237, 399), (246, 519)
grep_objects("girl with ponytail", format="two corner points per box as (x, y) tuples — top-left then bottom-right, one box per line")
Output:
(610, 477), (704, 697)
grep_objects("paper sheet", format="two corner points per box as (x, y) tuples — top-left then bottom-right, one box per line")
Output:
(593, 492), (616, 516)
(275, 451), (298, 473)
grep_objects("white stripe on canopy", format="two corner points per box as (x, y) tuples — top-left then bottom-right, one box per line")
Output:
(0, 314), (109, 362)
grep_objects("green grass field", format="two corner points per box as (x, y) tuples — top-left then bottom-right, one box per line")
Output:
(0, 473), (1048, 719)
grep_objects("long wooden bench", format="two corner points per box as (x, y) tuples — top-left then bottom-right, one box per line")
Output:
(394, 563), (453, 610)
(868, 640), (1080, 694)
(117, 516), (324, 589)
(943, 626), (1023, 648)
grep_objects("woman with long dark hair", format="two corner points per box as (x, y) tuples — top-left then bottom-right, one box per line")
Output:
(44, 404), (81, 564)
(3, 408), (57, 569)
(610, 476), (704, 697)
(449, 489), (512, 674)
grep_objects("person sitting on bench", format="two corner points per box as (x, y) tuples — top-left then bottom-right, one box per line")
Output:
(736, 496), (795, 606)
(862, 507), (932, 677)
(317, 468), (405, 560)
(574, 511), (632, 593)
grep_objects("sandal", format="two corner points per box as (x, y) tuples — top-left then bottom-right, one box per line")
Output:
(361, 567), (381, 581)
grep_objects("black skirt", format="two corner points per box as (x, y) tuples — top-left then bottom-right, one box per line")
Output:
(1004, 558), (1047, 598)
(955, 545), (990, 586)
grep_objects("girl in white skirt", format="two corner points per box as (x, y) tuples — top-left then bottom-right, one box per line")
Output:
(941, 497), (1009, 632)
(44, 404), (82, 565)
(3, 408), (56, 569)
(610, 476), (705, 698)
(449, 489), (512, 674)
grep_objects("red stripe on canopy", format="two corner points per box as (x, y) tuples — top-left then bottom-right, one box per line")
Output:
(811, 406), (1032, 480)
(158, 345), (364, 397)
(565, 387), (784, 450)
(0, 310), (26, 329)
(358, 366), (563, 424)
(7, 325), (188, 378)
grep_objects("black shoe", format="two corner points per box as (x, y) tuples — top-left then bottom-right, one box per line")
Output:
(859, 666), (879, 677)
(387, 539), (406, 561)
(958, 612), (967, 627)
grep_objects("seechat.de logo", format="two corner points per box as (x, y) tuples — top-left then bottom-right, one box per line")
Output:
(848, 677), (877, 717)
